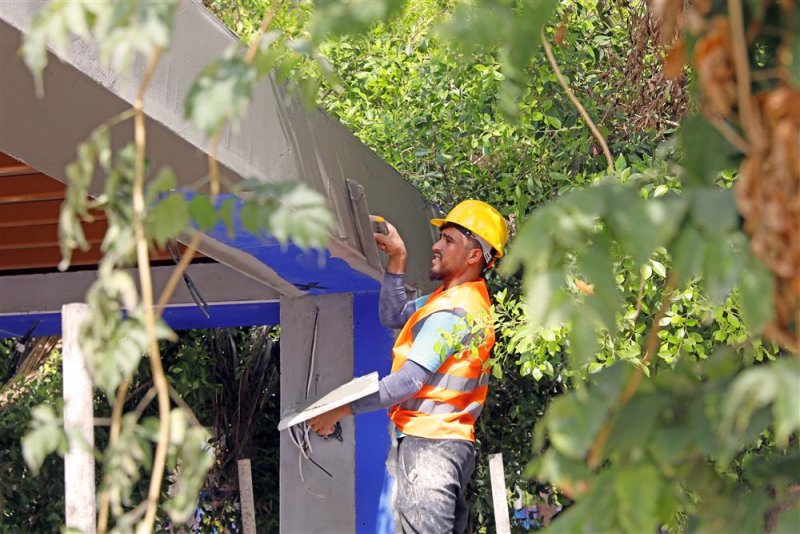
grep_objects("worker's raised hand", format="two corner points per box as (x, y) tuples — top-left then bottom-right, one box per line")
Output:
(372, 218), (407, 274)
(308, 404), (352, 437)
(373, 220), (404, 254)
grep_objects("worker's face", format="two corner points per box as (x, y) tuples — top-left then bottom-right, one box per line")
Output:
(429, 226), (479, 281)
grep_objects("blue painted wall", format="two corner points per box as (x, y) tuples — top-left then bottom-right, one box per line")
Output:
(353, 291), (396, 533)
(203, 193), (381, 295)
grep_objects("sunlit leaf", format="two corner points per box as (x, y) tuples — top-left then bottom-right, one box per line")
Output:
(188, 195), (218, 230)
(21, 404), (65, 475)
(147, 194), (190, 246)
(185, 51), (256, 135)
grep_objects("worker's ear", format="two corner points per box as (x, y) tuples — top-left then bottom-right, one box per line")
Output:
(467, 248), (483, 266)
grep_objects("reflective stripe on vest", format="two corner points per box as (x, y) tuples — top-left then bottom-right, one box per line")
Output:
(389, 280), (494, 441)
(400, 398), (485, 418)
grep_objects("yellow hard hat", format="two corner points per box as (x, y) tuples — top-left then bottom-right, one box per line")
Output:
(430, 200), (508, 258)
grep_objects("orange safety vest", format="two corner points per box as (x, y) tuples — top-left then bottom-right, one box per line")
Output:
(388, 280), (494, 441)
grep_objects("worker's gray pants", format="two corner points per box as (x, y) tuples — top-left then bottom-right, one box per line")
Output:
(396, 435), (476, 534)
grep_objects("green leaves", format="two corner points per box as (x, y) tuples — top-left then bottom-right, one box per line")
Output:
(185, 51), (257, 136)
(104, 413), (153, 517)
(721, 358), (800, 450)
(188, 195), (218, 231)
(308, 0), (407, 45)
(163, 410), (214, 522)
(615, 463), (662, 534)
(147, 193), (189, 247)
(737, 252), (776, 333)
(692, 187), (738, 234)
(437, 0), (558, 119)
(59, 125), (112, 270)
(21, 404), (66, 475)
(238, 179), (333, 249)
(679, 115), (740, 184)
(545, 364), (626, 459)
(101, 408), (213, 526)
(81, 269), (176, 397)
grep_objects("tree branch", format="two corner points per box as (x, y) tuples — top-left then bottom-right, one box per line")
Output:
(128, 45), (172, 533)
(155, 0), (284, 314)
(541, 30), (615, 172)
(707, 115), (750, 154)
(727, 0), (756, 142)
(97, 378), (130, 533)
(587, 273), (676, 470)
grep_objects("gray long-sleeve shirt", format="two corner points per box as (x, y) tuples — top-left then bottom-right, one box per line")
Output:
(351, 273), (430, 414)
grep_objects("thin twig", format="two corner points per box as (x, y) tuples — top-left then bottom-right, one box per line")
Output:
(134, 386), (158, 418)
(168, 384), (204, 429)
(155, 0), (283, 314)
(97, 378), (131, 533)
(129, 45), (172, 534)
(99, 108), (136, 133)
(707, 115), (750, 154)
(244, 0), (283, 64)
(587, 274), (676, 469)
(124, 378), (153, 404)
(727, 0), (755, 141)
(541, 30), (615, 172)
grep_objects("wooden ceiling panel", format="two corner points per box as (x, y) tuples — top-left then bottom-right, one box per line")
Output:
(0, 199), (108, 228)
(0, 243), (104, 270)
(0, 173), (65, 202)
(0, 221), (105, 250)
(0, 152), (35, 176)
(0, 151), (202, 273)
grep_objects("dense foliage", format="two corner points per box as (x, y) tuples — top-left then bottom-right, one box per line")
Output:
(7, 0), (798, 532)
(208, 1), (798, 532)
(1, 346), (66, 530)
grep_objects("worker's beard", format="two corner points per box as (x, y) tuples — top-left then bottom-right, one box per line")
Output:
(429, 254), (444, 281)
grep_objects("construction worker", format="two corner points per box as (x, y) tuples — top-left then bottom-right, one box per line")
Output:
(308, 199), (508, 534)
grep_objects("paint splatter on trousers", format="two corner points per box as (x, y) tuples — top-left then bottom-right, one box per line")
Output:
(395, 435), (476, 534)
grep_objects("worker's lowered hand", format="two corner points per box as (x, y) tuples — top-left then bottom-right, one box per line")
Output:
(308, 404), (352, 437)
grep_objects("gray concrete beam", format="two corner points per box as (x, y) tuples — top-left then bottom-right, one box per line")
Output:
(0, 263), (280, 315)
(0, 1), (436, 295)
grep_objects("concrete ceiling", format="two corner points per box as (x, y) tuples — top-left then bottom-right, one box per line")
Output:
(0, 0), (438, 337)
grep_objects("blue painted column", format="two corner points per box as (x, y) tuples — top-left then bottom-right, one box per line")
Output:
(353, 291), (397, 533)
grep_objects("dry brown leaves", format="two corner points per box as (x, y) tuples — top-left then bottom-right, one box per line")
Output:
(652, 0), (799, 352)
(694, 17), (738, 117)
(604, 1), (689, 138)
(736, 87), (800, 351)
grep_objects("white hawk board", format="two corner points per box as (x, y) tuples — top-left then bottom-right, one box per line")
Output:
(277, 372), (380, 431)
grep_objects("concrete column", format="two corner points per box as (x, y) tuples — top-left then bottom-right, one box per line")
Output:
(61, 303), (96, 534)
(279, 293), (355, 533)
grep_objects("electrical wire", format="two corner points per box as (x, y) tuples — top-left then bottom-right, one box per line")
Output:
(283, 306), (336, 498)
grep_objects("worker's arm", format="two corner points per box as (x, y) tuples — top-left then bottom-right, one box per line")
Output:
(379, 273), (413, 328)
(375, 220), (413, 328)
(307, 360), (431, 436)
(308, 312), (461, 436)
(351, 360), (431, 413)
